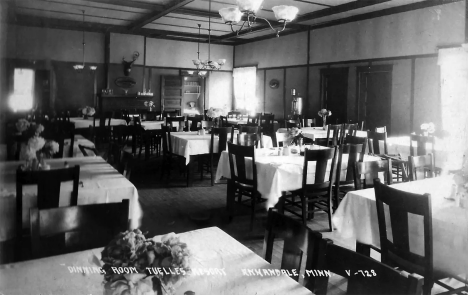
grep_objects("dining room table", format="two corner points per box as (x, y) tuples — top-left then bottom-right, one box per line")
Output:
(64, 134), (96, 157)
(215, 146), (382, 209)
(332, 175), (468, 277)
(0, 227), (312, 295)
(277, 127), (367, 141)
(0, 156), (142, 243)
(171, 131), (273, 186)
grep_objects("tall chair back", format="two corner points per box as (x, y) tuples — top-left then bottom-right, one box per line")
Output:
(353, 159), (392, 190)
(314, 239), (424, 295)
(367, 131), (388, 155)
(408, 153), (435, 181)
(30, 200), (129, 258)
(374, 178), (434, 295)
(227, 142), (256, 190)
(325, 124), (342, 146)
(263, 208), (324, 291)
(410, 134), (435, 157)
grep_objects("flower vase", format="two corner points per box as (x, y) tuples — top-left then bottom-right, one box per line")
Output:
(323, 116), (327, 130)
(149, 107), (153, 112)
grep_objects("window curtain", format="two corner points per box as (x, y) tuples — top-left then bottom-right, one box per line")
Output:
(233, 67), (256, 112)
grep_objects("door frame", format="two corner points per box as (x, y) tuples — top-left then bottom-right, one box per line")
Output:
(356, 65), (393, 132)
(320, 67), (349, 124)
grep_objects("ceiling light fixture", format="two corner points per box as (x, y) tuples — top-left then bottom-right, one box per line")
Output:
(73, 11), (97, 72)
(192, 0), (226, 75)
(219, 0), (299, 37)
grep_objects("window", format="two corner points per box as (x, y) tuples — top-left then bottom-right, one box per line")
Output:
(233, 67), (256, 113)
(9, 68), (35, 112)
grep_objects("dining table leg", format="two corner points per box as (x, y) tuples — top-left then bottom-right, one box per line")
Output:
(186, 155), (197, 187)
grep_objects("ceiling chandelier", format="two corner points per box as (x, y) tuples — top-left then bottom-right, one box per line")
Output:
(73, 10), (97, 72)
(192, 0), (226, 75)
(219, 0), (299, 37)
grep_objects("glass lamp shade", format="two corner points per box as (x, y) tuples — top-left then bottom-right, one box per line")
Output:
(73, 64), (84, 70)
(236, 0), (264, 13)
(193, 59), (201, 66)
(187, 70), (194, 75)
(219, 7), (243, 24)
(199, 71), (208, 76)
(89, 65), (97, 71)
(272, 5), (299, 22)
(218, 59), (226, 65)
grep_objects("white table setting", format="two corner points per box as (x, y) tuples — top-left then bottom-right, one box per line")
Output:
(0, 157), (142, 242)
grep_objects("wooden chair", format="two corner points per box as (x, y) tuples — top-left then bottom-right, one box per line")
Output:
(235, 125), (262, 147)
(260, 113), (276, 147)
(285, 121), (299, 130)
(15, 166), (80, 260)
(247, 113), (261, 125)
(341, 123), (359, 143)
(227, 111), (242, 119)
(374, 178), (437, 295)
(201, 120), (214, 129)
(408, 154), (435, 181)
(313, 239), (424, 295)
(30, 200), (129, 259)
(353, 159), (392, 190)
(409, 134), (441, 176)
(368, 131), (408, 182)
(375, 126), (387, 133)
(302, 118), (316, 127)
(166, 116), (185, 132)
(200, 127), (232, 186)
(263, 208), (324, 292)
(333, 144), (365, 210)
(78, 144), (98, 157)
(317, 124), (342, 147)
(227, 142), (265, 230)
(280, 147), (338, 231)
(219, 116), (228, 127)
(160, 126), (183, 180)
(186, 115), (204, 131)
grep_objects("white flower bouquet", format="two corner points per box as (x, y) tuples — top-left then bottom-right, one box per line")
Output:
(317, 109), (332, 117)
(420, 122), (435, 134)
(101, 229), (191, 295)
(81, 106), (96, 117)
(206, 107), (225, 118)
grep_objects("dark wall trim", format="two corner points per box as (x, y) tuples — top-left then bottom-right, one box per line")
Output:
(253, 53), (439, 70)
(263, 69), (266, 112)
(306, 27), (311, 115)
(283, 68), (287, 120)
(104, 32), (110, 89)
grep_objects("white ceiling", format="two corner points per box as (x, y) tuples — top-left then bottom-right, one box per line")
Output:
(7, 0), (455, 45)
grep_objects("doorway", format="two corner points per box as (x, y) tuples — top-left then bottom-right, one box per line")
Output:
(357, 65), (393, 133)
(320, 68), (349, 125)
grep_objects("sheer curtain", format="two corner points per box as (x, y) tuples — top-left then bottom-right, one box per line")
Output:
(233, 67), (256, 113)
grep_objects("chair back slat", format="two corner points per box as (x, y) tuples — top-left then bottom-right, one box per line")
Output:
(408, 153), (435, 181)
(367, 131), (388, 155)
(227, 142), (256, 188)
(302, 147), (337, 196)
(353, 159), (392, 189)
(263, 209), (324, 291)
(30, 200), (129, 258)
(326, 124), (342, 146)
(410, 134), (435, 157)
(373, 179), (433, 288)
(314, 239), (424, 295)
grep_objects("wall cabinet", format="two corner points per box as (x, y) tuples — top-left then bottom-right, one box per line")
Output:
(161, 75), (203, 115)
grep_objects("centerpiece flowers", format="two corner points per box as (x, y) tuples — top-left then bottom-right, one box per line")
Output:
(17, 122), (59, 169)
(101, 229), (191, 295)
(206, 107), (226, 128)
(318, 109), (332, 130)
(81, 106), (96, 119)
(288, 127), (304, 146)
(144, 101), (155, 111)
(420, 122), (435, 136)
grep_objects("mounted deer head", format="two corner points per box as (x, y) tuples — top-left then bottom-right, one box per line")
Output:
(122, 51), (140, 76)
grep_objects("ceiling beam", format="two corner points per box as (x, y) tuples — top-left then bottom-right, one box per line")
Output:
(127, 0), (195, 30)
(295, 0), (390, 22)
(12, 14), (231, 42)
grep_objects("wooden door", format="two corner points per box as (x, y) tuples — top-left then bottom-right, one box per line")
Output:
(320, 68), (349, 125)
(357, 65), (392, 133)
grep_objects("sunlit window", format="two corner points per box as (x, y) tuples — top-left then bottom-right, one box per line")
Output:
(9, 68), (34, 112)
(233, 67), (256, 113)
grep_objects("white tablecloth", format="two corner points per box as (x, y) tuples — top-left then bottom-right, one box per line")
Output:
(0, 157), (142, 241)
(278, 127), (328, 140)
(171, 133), (273, 165)
(333, 175), (468, 276)
(387, 136), (448, 169)
(141, 121), (165, 130)
(0, 227), (312, 295)
(216, 147), (381, 207)
(70, 117), (127, 129)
